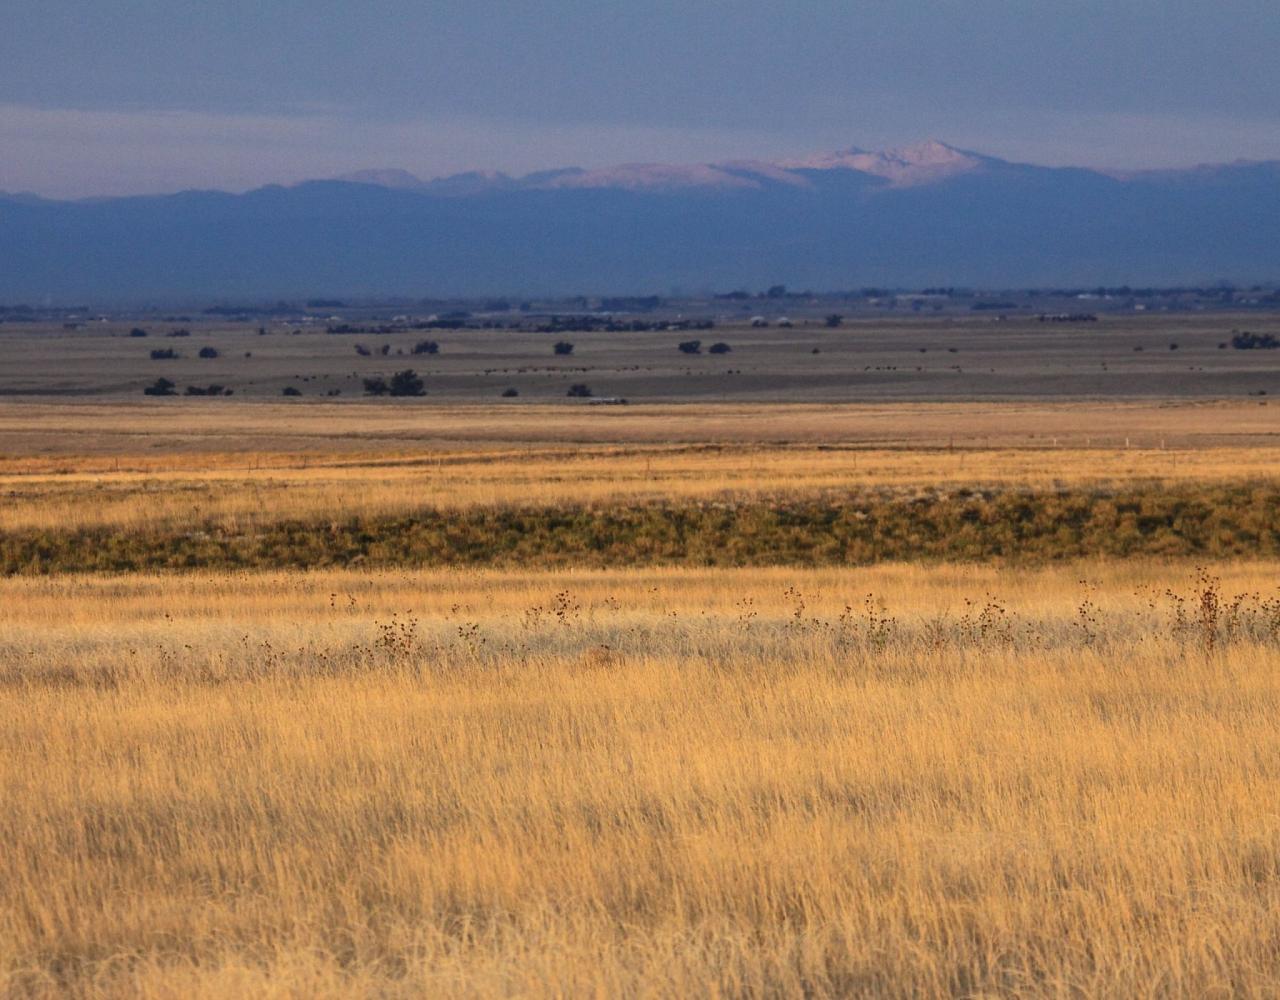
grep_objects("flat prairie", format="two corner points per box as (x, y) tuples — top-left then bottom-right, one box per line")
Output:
(4, 315), (1280, 996)
(2, 311), (1279, 401)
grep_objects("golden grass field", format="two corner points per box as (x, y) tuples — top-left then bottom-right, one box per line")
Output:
(5, 562), (1280, 997)
(8, 442), (1280, 536)
(4, 398), (1280, 996)
(2, 398), (1278, 536)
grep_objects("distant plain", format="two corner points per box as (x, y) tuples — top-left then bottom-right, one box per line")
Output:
(3, 312), (1280, 402)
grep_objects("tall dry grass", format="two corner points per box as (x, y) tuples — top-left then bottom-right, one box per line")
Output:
(4, 563), (1280, 997)
(4, 444), (1278, 535)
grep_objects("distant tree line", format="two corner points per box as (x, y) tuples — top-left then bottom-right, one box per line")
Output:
(533, 317), (714, 333)
(1230, 330), (1280, 350)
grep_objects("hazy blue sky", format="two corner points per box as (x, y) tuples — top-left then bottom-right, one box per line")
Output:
(3, 0), (1279, 197)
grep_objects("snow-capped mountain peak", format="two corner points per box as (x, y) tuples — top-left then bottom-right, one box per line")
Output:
(335, 140), (991, 196)
(777, 140), (984, 185)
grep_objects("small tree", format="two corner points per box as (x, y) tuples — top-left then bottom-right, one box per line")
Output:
(388, 369), (426, 397)
(501, 387), (519, 397)
(566, 383), (593, 397)
(554, 341), (574, 356)
(355, 344), (372, 356)
(129, 327), (148, 338)
(362, 376), (389, 396)
(677, 340), (702, 354)
(198, 346), (219, 359)
(412, 340), (439, 355)
(282, 386), (302, 396)
(824, 314), (843, 328)
(708, 342), (732, 354)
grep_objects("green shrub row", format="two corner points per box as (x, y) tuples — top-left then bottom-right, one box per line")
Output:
(4, 483), (1279, 574)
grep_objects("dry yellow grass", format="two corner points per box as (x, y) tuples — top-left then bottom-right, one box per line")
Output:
(3, 398), (1276, 536)
(5, 443), (1280, 534)
(2, 399), (1277, 459)
(5, 562), (1280, 997)
(6, 397), (1280, 994)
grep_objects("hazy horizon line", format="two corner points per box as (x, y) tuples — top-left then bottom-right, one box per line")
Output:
(5, 103), (1280, 201)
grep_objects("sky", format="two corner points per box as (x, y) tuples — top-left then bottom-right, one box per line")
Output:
(3, 0), (1279, 198)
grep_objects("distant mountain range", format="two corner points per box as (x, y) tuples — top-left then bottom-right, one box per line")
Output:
(2, 141), (1278, 302)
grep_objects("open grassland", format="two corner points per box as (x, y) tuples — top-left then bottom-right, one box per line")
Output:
(5, 396), (1280, 995)
(4, 400), (1280, 572)
(6, 442), (1280, 536)
(2, 398), (1277, 457)
(5, 562), (1280, 997)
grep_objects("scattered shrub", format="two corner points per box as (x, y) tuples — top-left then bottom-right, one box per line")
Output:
(128, 327), (148, 338)
(150, 348), (179, 360)
(1232, 330), (1280, 350)
(501, 387), (519, 397)
(185, 384), (230, 396)
(379, 344), (391, 356)
(198, 346), (219, 359)
(554, 341), (574, 356)
(566, 383), (593, 398)
(361, 372), (426, 397)
(355, 344), (372, 357)
(166, 329), (190, 338)
(282, 386), (303, 397)
(18, 484), (1280, 573)
(142, 378), (176, 396)
(678, 340), (702, 354)
(825, 314), (843, 328)
(388, 369), (426, 397)
(708, 342), (731, 354)
(412, 340), (440, 355)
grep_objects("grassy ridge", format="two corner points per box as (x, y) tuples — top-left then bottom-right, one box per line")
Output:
(6, 481), (1279, 573)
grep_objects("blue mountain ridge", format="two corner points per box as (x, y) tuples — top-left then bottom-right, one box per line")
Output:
(2, 143), (1277, 301)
